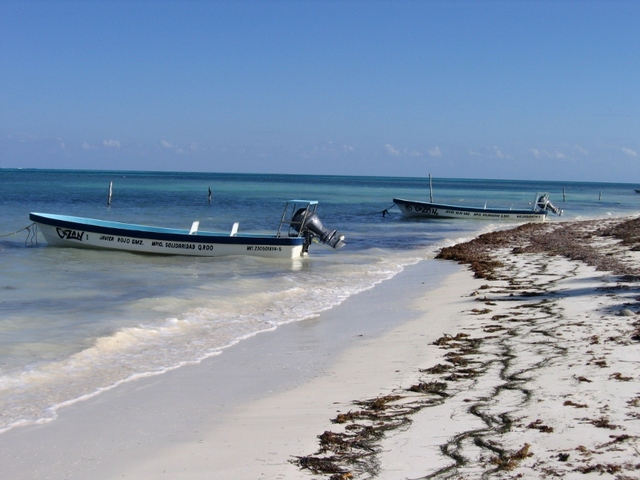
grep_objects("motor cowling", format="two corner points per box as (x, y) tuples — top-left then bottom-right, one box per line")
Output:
(536, 194), (563, 216)
(291, 208), (345, 249)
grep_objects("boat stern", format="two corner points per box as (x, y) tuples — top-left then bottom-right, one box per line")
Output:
(278, 200), (346, 252)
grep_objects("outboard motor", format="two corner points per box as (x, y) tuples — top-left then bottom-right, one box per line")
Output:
(291, 208), (346, 249)
(536, 194), (563, 216)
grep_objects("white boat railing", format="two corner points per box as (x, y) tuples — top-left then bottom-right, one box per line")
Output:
(276, 200), (318, 238)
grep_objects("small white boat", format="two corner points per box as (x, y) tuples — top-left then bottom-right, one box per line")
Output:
(30, 200), (345, 258)
(393, 176), (563, 222)
(393, 195), (561, 222)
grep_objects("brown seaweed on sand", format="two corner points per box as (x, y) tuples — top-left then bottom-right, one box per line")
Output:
(487, 443), (532, 471)
(294, 217), (640, 479)
(436, 217), (640, 278)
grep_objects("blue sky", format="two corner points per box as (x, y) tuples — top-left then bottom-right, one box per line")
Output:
(1, 0), (639, 182)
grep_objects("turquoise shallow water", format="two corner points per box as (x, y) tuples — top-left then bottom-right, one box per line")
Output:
(1, 169), (639, 432)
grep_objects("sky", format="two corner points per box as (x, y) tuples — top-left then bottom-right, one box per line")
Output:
(1, 0), (639, 182)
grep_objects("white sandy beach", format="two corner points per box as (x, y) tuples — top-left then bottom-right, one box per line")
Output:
(1, 217), (640, 479)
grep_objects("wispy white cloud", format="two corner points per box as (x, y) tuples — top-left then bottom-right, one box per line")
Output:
(385, 143), (423, 157)
(575, 145), (589, 155)
(301, 146), (320, 158)
(621, 147), (637, 157)
(531, 148), (566, 159)
(298, 142), (354, 159)
(343, 144), (355, 153)
(160, 140), (185, 154)
(385, 143), (400, 156)
(428, 146), (442, 157)
(469, 146), (511, 159)
(103, 139), (121, 148)
(493, 146), (509, 159)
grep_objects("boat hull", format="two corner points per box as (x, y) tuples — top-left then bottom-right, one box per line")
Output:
(30, 213), (306, 258)
(392, 198), (547, 222)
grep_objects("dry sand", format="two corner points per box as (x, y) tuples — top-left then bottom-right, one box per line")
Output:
(295, 217), (640, 479)
(1, 217), (639, 479)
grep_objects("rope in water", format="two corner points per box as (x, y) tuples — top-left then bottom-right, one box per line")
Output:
(0, 223), (38, 245)
(363, 204), (398, 217)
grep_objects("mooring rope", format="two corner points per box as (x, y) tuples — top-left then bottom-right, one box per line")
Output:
(0, 223), (39, 245)
(362, 204), (398, 217)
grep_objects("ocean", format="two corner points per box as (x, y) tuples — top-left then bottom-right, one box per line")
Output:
(1, 169), (639, 434)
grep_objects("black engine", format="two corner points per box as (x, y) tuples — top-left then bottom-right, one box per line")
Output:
(291, 208), (346, 250)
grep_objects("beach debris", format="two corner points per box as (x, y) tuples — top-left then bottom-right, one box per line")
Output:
(609, 372), (633, 381)
(436, 240), (504, 279)
(295, 455), (351, 476)
(470, 307), (492, 315)
(437, 217), (640, 278)
(407, 381), (448, 396)
(487, 443), (532, 472)
(587, 416), (620, 430)
(573, 462), (622, 474)
(596, 434), (633, 448)
(292, 393), (429, 477)
(526, 419), (554, 433)
(421, 363), (451, 374)
(564, 400), (589, 409)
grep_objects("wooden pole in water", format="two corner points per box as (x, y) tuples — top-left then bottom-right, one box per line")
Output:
(107, 181), (113, 206)
(208, 186), (212, 203)
(563, 187), (566, 202)
(429, 174), (433, 203)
